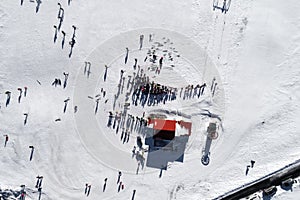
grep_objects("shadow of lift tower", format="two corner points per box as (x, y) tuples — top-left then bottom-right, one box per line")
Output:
(201, 122), (219, 165)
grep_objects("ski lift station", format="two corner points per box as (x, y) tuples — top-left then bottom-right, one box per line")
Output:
(144, 118), (192, 169)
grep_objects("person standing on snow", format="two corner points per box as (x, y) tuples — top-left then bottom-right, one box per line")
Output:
(125, 48), (129, 64)
(3, 134), (9, 147)
(61, 31), (66, 49)
(139, 35), (144, 50)
(53, 25), (58, 43)
(117, 171), (122, 184)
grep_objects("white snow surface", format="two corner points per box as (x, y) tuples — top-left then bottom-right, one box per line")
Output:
(1, 0), (300, 200)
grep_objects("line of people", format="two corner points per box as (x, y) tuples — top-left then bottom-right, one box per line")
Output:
(53, 3), (77, 58)
(84, 171), (136, 197)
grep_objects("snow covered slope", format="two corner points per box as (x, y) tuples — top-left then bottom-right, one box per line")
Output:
(1, 0), (300, 199)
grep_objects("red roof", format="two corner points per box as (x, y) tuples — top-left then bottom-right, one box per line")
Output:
(149, 119), (177, 131)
